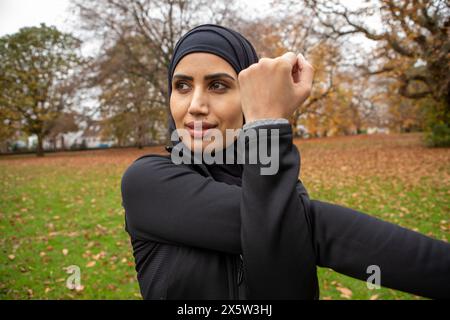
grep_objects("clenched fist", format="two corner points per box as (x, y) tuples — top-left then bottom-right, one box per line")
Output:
(238, 52), (314, 123)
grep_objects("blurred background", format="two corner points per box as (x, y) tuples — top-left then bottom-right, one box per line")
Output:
(0, 0), (449, 300)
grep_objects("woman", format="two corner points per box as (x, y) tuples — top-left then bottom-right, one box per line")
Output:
(121, 24), (450, 300)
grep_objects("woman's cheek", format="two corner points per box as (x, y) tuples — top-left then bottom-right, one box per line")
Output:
(170, 102), (186, 125)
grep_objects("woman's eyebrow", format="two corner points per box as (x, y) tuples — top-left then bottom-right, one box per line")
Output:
(204, 73), (235, 81)
(172, 73), (235, 82)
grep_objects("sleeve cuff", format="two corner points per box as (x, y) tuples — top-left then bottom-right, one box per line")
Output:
(243, 118), (290, 131)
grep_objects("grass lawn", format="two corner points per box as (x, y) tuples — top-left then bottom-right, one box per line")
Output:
(0, 132), (448, 299)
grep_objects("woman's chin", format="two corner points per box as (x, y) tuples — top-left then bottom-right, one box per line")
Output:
(187, 140), (218, 153)
(179, 132), (237, 156)
(181, 138), (225, 155)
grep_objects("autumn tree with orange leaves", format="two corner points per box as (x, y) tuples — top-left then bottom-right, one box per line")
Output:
(303, 0), (449, 146)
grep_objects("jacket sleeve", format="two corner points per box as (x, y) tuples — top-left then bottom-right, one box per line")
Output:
(308, 199), (450, 299)
(121, 154), (242, 254)
(238, 122), (318, 298)
(121, 122), (319, 299)
(121, 124), (450, 299)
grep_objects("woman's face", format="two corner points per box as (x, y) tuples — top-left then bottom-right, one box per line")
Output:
(170, 52), (243, 152)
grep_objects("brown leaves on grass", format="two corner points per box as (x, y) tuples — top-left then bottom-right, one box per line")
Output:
(86, 261), (96, 268)
(336, 286), (353, 299)
(0, 145), (166, 168)
(331, 281), (353, 299)
(1, 133), (447, 299)
(295, 133), (450, 188)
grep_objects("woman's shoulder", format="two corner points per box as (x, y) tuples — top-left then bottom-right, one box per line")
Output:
(133, 153), (173, 167)
(121, 154), (173, 197)
(123, 153), (174, 181)
(121, 153), (199, 188)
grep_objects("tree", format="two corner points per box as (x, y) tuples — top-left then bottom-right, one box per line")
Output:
(93, 34), (166, 148)
(0, 105), (21, 152)
(72, 0), (241, 143)
(305, 0), (450, 145)
(46, 112), (79, 150)
(235, 2), (382, 138)
(0, 24), (82, 156)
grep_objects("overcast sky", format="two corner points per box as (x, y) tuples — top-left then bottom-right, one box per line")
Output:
(0, 0), (72, 36)
(0, 0), (278, 37)
(0, 0), (375, 117)
(0, 0), (377, 54)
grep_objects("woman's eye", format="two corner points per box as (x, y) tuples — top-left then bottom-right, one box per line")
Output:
(210, 82), (228, 91)
(175, 82), (190, 91)
(174, 81), (228, 92)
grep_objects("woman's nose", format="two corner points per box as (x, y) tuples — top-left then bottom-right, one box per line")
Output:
(187, 89), (209, 116)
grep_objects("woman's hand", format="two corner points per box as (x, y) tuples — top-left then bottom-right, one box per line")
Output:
(238, 52), (314, 123)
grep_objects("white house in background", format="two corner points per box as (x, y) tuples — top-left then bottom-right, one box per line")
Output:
(367, 127), (390, 135)
(27, 119), (116, 150)
(295, 124), (309, 137)
(71, 120), (116, 149)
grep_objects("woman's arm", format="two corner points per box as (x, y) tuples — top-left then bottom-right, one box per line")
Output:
(308, 199), (450, 299)
(121, 121), (319, 299)
(121, 153), (242, 253)
(238, 122), (318, 298)
(122, 142), (450, 299)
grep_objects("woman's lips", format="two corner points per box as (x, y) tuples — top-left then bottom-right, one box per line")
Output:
(185, 126), (218, 138)
(185, 122), (218, 139)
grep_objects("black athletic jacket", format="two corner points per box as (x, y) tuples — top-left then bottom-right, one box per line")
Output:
(121, 122), (450, 299)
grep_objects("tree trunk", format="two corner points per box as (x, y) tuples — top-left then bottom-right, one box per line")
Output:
(137, 123), (144, 149)
(61, 135), (65, 151)
(36, 134), (44, 157)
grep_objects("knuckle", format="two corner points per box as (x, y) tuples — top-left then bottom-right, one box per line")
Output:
(258, 58), (274, 69)
(238, 70), (247, 80)
(245, 65), (256, 75)
(286, 51), (296, 58)
(239, 63), (257, 79)
(277, 59), (291, 70)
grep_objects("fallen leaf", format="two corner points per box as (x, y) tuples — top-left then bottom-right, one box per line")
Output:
(336, 286), (353, 299)
(8, 254), (15, 260)
(62, 249), (69, 256)
(75, 285), (85, 292)
(86, 261), (96, 268)
(107, 284), (117, 291)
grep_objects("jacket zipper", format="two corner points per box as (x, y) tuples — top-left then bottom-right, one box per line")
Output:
(233, 258), (239, 300)
(237, 254), (244, 286)
(230, 255), (243, 300)
(233, 255), (244, 300)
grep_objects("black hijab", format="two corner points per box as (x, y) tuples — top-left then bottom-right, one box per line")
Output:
(165, 24), (259, 186)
